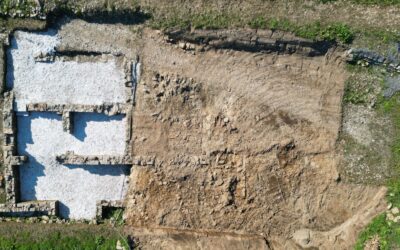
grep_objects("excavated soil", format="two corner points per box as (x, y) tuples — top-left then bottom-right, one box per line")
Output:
(126, 29), (386, 249)
(0, 18), (388, 249)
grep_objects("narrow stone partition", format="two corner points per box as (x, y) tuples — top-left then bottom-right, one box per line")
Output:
(1, 28), (136, 219)
(56, 151), (133, 165)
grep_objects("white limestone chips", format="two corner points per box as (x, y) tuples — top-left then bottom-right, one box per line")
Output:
(6, 30), (127, 112)
(7, 29), (131, 219)
(17, 112), (129, 219)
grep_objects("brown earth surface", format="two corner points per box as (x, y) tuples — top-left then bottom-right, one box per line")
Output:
(126, 28), (386, 249)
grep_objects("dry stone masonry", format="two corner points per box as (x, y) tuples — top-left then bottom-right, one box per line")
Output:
(1, 91), (58, 216)
(0, 27), (137, 219)
(56, 151), (133, 165)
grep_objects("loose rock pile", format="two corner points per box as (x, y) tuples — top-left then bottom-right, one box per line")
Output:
(346, 48), (400, 72)
(386, 205), (400, 223)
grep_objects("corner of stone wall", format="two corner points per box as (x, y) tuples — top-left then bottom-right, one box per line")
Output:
(95, 200), (125, 220)
(0, 90), (58, 217)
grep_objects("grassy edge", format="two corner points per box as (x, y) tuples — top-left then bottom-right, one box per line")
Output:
(0, 222), (131, 250)
(349, 70), (400, 249)
(148, 12), (400, 48)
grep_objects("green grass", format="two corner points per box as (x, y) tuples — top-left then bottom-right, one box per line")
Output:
(2, 0), (400, 47)
(102, 207), (125, 226)
(0, 222), (130, 250)
(342, 66), (378, 105)
(355, 178), (400, 249)
(351, 27), (400, 53)
(353, 78), (400, 249)
(377, 93), (400, 178)
(341, 63), (400, 248)
(355, 214), (400, 250)
(146, 1), (400, 47)
(150, 10), (400, 46)
(152, 13), (355, 44)
(150, 10), (242, 30)
(343, 82), (368, 105)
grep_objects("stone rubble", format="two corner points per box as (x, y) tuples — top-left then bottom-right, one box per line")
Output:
(96, 200), (125, 219)
(3, 92), (20, 204)
(0, 91), (59, 216)
(62, 111), (73, 133)
(346, 48), (400, 73)
(56, 151), (133, 165)
(26, 103), (130, 116)
(386, 206), (400, 223)
(166, 29), (332, 56)
(0, 201), (58, 217)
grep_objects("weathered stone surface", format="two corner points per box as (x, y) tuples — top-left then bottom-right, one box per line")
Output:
(0, 200), (58, 217)
(346, 48), (400, 72)
(8, 156), (27, 165)
(62, 111), (73, 133)
(56, 151), (132, 165)
(1, 91), (26, 205)
(3, 92), (15, 135)
(26, 103), (130, 116)
(96, 200), (124, 219)
(0, 41), (4, 94)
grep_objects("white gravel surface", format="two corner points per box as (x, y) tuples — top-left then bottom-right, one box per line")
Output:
(17, 112), (129, 219)
(8, 29), (131, 219)
(7, 30), (127, 111)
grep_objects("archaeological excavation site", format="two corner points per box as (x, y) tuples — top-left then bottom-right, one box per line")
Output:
(1, 0), (400, 249)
